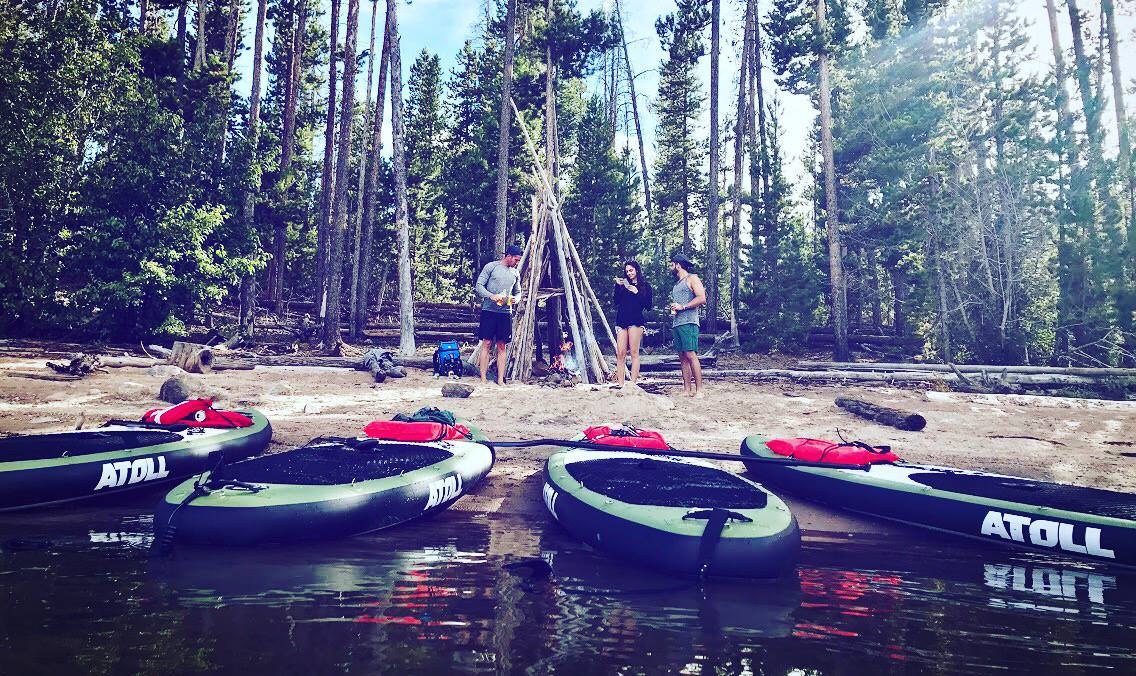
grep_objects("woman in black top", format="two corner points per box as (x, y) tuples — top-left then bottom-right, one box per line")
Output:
(612, 260), (652, 386)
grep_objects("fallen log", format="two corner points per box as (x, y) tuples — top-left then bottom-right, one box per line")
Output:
(169, 341), (213, 373)
(46, 353), (103, 376)
(608, 354), (719, 372)
(835, 397), (927, 432)
(806, 334), (923, 348)
(644, 368), (1103, 386)
(798, 361), (1136, 378)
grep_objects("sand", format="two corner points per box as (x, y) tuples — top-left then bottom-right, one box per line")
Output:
(2, 357), (1134, 533)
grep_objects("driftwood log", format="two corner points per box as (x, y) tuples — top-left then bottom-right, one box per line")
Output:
(169, 341), (214, 373)
(799, 360), (1136, 378)
(46, 353), (103, 376)
(835, 397), (927, 432)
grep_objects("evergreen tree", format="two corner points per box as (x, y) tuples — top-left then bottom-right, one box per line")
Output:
(563, 96), (642, 286)
(652, 0), (709, 288)
(742, 101), (819, 348)
(405, 49), (459, 302)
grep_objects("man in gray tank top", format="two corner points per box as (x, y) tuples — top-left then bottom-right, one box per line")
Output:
(669, 252), (706, 397)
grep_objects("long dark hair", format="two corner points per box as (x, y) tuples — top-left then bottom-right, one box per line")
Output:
(622, 260), (650, 296)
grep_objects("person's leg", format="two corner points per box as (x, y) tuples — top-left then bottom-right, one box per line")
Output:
(496, 341), (508, 384)
(615, 328), (628, 386)
(679, 353), (692, 396)
(478, 339), (491, 382)
(688, 351), (702, 396)
(628, 326), (643, 383)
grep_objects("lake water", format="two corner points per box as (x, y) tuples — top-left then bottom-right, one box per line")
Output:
(2, 494), (1134, 674)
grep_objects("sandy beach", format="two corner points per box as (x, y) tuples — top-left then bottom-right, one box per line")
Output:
(3, 357), (1134, 535)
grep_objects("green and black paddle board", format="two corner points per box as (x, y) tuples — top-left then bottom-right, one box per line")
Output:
(543, 446), (799, 577)
(155, 427), (493, 546)
(0, 410), (271, 511)
(741, 434), (1136, 567)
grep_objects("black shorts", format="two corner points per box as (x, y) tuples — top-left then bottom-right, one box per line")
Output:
(478, 311), (512, 343)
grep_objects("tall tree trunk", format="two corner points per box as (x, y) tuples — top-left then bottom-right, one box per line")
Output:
(493, 0), (518, 257)
(139, 0), (149, 32)
(728, 0), (754, 347)
(272, 0), (307, 316)
(176, 1), (187, 87)
(316, 0), (342, 321)
(705, 0), (721, 332)
(1104, 0), (1135, 363)
(1103, 0), (1133, 221)
(323, 0), (361, 348)
(1046, 0), (1080, 359)
(752, 2), (770, 220)
(388, 0), (415, 356)
(217, 0), (242, 163)
(239, 0), (270, 336)
(1066, 0), (1102, 150)
(348, 0), (380, 340)
(816, 0), (849, 361)
(193, 0), (206, 69)
(224, 0), (240, 67)
(614, 0), (653, 231)
(355, 0), (393, 337)
(543, 0), (562, 364)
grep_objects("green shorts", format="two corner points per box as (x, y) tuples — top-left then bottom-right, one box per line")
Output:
(672, 323), (700, 353)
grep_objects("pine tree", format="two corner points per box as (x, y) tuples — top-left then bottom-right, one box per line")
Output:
(405, 49), (458, 302)
(653, 0), (709, 285)
(564, 96), (642, 285)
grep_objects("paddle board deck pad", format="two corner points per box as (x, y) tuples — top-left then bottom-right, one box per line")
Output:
(741, 435), (1136, 567)
(543, 428), (799, 577)
(0, 406), (270, 511)
(155, 432), (494, 546)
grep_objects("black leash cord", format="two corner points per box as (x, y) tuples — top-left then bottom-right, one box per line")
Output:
(485, 438), (874, 471)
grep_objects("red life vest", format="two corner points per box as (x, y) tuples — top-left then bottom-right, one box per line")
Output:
(581, 425), (669, 450)
(764, 438), (900, 465)
(363, 420), (471, 442)
(142, 399), (254, 428)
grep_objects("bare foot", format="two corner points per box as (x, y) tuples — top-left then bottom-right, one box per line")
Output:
(691, 391), (704, 399)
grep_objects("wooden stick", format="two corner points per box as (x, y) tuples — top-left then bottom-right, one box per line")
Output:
(512, 98), (590, 383)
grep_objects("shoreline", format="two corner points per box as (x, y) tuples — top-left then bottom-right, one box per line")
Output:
(2, 356), (1134, 536)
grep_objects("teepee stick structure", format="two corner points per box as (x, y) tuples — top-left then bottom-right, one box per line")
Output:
(508, 97), (613, 384)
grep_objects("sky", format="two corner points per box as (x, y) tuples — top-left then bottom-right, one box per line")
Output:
(231, 0), (1136, 207)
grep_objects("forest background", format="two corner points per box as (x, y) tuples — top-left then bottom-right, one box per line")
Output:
(2, 0), (1134, 368)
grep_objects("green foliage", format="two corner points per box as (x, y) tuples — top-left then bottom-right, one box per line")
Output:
(563, 97), (643, 286)
(742, 103), (820, 349)
(67, 204), (246, 338)
(406, 50), (460, 302)
(653, 0), (709, 274)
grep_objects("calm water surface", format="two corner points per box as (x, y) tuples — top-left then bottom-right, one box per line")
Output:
(1, 493), (1134, 674)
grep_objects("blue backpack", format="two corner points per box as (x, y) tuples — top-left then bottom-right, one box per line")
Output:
(433, 341), (464, 377)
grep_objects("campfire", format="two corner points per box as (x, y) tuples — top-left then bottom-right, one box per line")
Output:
(538, 340), (580, 387)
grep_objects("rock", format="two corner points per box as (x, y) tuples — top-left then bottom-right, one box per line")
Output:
(442, 383), (474, 398)
(159, 377), (191, 403)
(158, 375), (222, 403)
